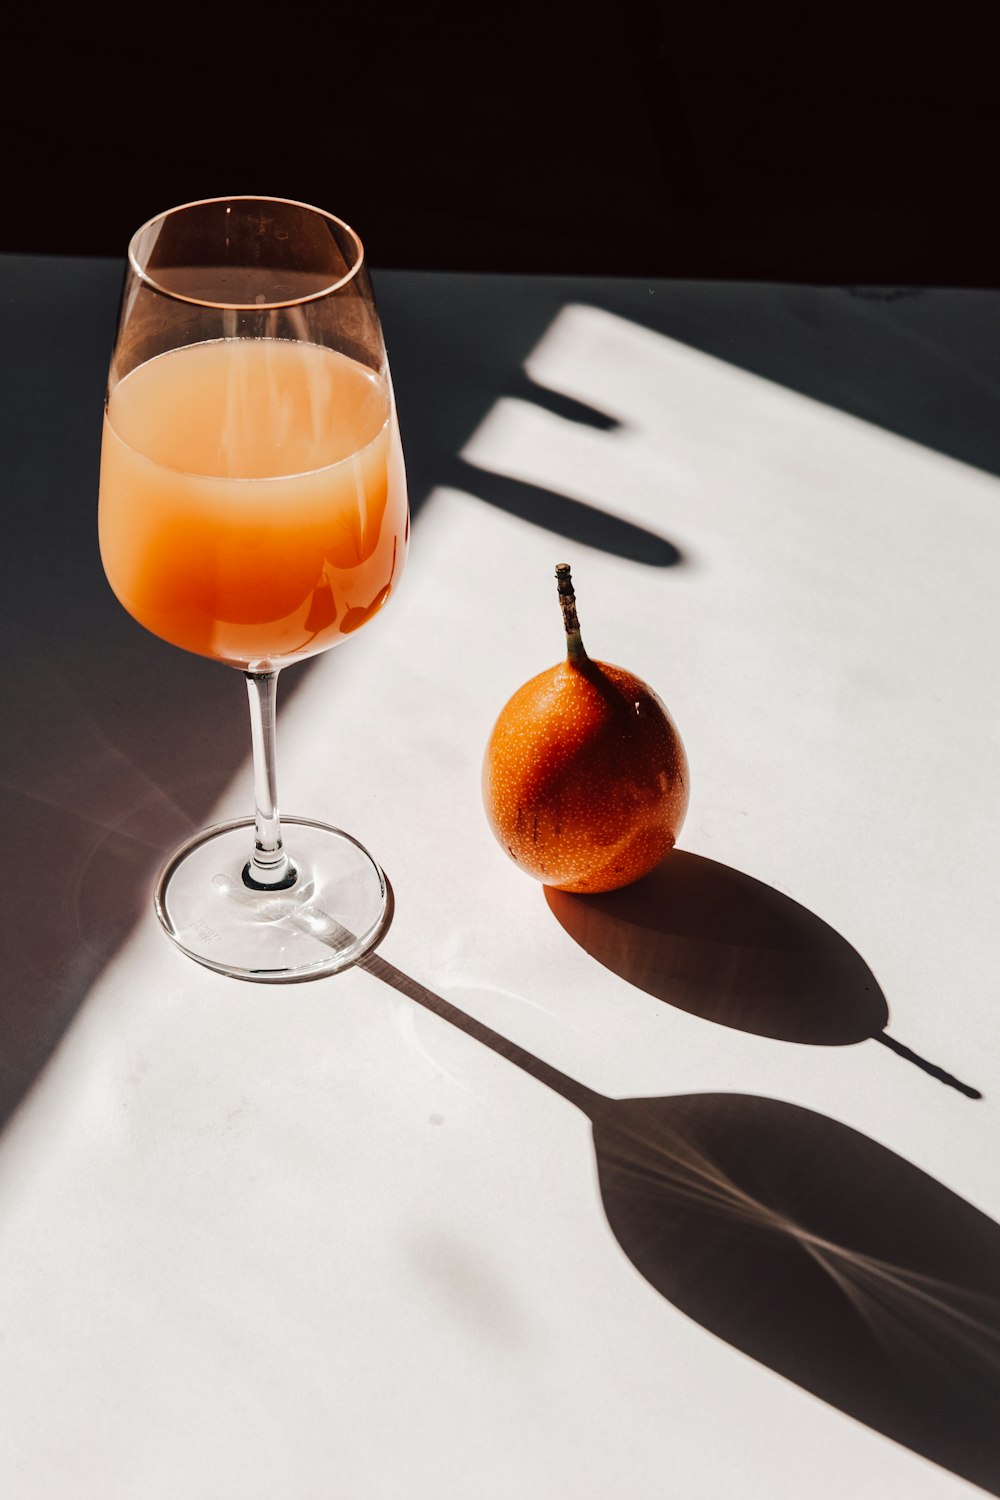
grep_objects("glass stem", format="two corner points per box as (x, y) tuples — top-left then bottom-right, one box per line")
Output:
(243, 670), (297, 890)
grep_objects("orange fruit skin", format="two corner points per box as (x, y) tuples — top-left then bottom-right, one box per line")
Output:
(482, 657), (689, 894)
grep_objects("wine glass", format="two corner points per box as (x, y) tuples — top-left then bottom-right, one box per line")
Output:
(98, 196), (409, 981)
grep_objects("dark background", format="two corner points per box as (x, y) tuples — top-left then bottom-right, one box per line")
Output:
(3, 5), (999, 284)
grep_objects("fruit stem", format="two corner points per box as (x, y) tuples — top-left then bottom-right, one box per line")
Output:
(555, 563), (588, 663)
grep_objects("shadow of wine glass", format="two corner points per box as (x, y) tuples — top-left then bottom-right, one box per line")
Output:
(362, 945), (1000, 1496)
(594, 1089), (1000, 1495)
(545, 851), (980, 1097)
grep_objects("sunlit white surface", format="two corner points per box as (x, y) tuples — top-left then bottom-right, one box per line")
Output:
(1, 295), (998, 1499)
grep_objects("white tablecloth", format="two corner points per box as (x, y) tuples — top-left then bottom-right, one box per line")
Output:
(1, 258), (998, 1498)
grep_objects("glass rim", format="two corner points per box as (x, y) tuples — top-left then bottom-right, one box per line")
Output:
(127, 194), (366, 310)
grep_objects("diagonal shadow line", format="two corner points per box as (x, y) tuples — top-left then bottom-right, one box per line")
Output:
(501, 368), (622, 431)
(358, 942), (1000, 1496)
(874, 1033), (981, 1099)
(443, 455), (683, 567)
(380, 272), (1000, 517)
(185, 865), (1000, 1493)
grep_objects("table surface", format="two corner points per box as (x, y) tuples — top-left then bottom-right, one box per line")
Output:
(2, 253), (999, 1499)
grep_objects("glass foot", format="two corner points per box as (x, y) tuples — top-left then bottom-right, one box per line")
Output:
(154, 816), (389, 981)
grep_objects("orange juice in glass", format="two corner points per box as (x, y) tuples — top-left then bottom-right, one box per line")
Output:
(101, 337), (407, 667)
(98, 197), (408, 980)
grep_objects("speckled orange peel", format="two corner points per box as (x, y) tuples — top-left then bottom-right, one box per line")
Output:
(482, 564), (689, 894)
